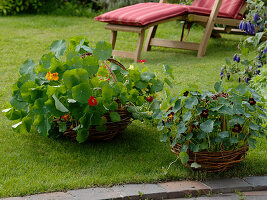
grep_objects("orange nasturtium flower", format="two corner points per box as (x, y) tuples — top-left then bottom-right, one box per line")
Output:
(88, 96), (97, 106)
(45, 72), (59, 81)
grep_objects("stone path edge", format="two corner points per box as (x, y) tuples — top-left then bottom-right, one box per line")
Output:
(1, 176), (266, 200)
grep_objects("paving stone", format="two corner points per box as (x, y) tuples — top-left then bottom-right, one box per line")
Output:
(167, 193), (240, 200)
(111, 184), (167, 200)
(159, 181), (211, 198)
(243, 176), (267, 190)
(2, 192), (74, 200)
(67, 188), (122, 200)
(243, 190), (267, 196)
(203, 178), (253, 193)
(27, 192), (74, 200)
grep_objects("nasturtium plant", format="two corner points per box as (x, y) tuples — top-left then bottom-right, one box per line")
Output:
(159, 81), (266, 168)
(3, 37), (171, 143)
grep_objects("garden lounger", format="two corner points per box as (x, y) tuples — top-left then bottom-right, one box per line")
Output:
(95, 0), (247, 62)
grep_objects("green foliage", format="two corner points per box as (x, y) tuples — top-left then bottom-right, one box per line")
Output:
(0, 0), (101, 16)
(3, 37), (167, 143)
(0, 0), (42, 15)
(159, 81), (266, 168)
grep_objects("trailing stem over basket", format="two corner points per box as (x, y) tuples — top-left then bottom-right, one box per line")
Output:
(159, 81), (266, 170)
(3, 36), (173, 143)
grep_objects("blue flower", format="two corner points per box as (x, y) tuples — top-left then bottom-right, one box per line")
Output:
(256, 70), (260, 75)
(263, 46), (267, 55)
(233, 54), (237, 61)
(254, 13), (260, 22)
(245, 77), (251, 84)
(239, 21), (244, 30)
(236, 56), (240, 63)
(238, 77), (241, 83)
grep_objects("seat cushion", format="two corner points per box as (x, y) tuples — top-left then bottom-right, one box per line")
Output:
(191, 0), (245, 19)
(94, 3), (188, 26)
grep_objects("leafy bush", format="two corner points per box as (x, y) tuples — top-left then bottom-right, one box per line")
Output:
(2, 37), (173, 143)
(159, 81), (266, 168)
(0, 0), (42, 15)
(96, 0), (192, 10)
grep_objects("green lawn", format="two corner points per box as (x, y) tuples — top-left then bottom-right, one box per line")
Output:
(0, 15), (266, 198)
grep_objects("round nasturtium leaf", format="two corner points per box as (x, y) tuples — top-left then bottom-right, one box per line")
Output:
(72, 83), (92, 104)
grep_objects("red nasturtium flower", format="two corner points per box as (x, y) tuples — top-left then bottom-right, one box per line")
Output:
(61, 113), (70, 122)
(88, 96), (97, 106)
(138, 59), (146, 64)
(146, 96), (154, 102)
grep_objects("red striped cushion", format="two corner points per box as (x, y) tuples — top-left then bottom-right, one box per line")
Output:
(94, 3), (188, 26)
(191, 0), (245, 19)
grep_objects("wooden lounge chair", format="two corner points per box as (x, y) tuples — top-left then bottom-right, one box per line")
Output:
(95, 0), (247, 62)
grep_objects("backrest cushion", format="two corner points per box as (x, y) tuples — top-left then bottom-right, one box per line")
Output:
(192, 0), (245, 19)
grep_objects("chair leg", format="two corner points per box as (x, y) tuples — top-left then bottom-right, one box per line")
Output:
(134, 30), (145, 62)
(144, 25), (158, 52)
(110, 31), (117, 49)
(197, 0), (222, 57)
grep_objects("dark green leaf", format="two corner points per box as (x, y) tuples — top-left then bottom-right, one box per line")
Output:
(151, 79), (164, 92)
(182, 111), (192, 122)
(177, 121), (187, 134)
(59, 122), (67, 132)
(110, 112), (121, 122)
(184, 97), (198, 109)
(249, 122), (260, 131)
(152, 109), (163, 119)
(200, 142), (208, 150)
(76, 129), (88, 143)
(135, 80), (148, 89)
(173, 99), (181, 112)
(72, 83), (92, 104)
(52, 94), (69, 113)
(214, 81), (223, 93)
(50, 40), (66, 58)
(193, 144), (200, 152)
(191, 162), (201, 168)
(230, 137), (239, 144)
(63, 68), (89, 89)
(235, 84), (248, 95)
(163, 65), (174, 79)
(179, 152), (189, 165)
(218, 131), (229, 138)
(93, 41), (112, 60)
(164, 78), (173, 88)
(248, 138), (257, 148)
(140, 72), (155, 82)
(19, 59), (35, 75)
(200, 119), (214, 133)
(219, 105), (234, 115)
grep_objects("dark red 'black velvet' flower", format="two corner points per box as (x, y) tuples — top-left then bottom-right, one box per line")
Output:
(248, 98), (256, 105)
(183, 91), (189, 96)
(232, 124), (242, 133)
(200, 109), (209, 118)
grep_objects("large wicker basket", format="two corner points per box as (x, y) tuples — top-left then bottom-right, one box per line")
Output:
(171, 143), (249, 172)
(54, 104), (132, 142)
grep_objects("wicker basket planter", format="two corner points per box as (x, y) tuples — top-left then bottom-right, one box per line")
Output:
(54, 105), (132, 142)
(171, 143), (249, 172)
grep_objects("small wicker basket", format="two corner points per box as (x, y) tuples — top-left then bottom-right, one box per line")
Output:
(171, 143), (249, 172)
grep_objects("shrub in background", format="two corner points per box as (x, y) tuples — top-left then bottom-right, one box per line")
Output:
(0, 0), (42, 15)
